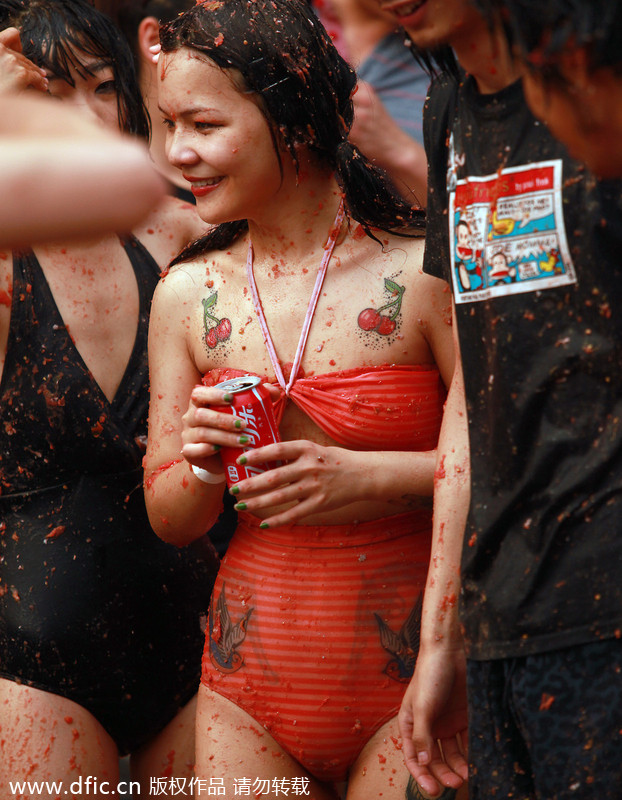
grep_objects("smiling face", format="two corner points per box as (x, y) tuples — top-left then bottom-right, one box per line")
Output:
(158, 47), (289, 225)
(44, 48), (119, 130)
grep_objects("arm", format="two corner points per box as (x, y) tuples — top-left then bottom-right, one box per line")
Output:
(0, 94), (165, 247)
(0, 30), (164, 246)
(144, 271), (244, 546)
(228, 443), (438, 526)
(350, 81), (428, 207)
(398, 304), (470, 797)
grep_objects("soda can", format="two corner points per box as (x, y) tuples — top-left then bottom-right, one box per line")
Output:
(212, 375), (281, 489)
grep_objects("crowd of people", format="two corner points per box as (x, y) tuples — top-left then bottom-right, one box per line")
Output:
(0, 1), (620, 799)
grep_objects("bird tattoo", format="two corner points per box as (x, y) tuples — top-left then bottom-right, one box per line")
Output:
(374, 593), (423, 682)
(209, 582), (254, 674)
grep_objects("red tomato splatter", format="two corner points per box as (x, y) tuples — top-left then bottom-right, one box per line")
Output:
(539, 693), (555, 711)
(45, 525), (66, 540)
(434, 455), (446, 481)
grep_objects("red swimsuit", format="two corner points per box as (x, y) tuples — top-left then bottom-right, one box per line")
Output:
(201, 209), (446, 782)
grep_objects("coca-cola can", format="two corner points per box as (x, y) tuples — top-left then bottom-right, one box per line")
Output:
(212, 375), (281, 489)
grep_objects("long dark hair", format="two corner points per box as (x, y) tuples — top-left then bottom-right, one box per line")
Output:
(0, 0), (149, 138)
(160, 0), (425, 260)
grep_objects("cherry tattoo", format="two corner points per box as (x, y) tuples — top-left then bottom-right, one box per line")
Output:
(202, 293), (232, 349)
(358, 278), (405, 336)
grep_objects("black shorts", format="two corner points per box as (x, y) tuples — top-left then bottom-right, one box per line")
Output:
(466, 638), (622, 800)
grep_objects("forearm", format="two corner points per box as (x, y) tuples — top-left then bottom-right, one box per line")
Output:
(350, 83), (428, 206)
(345, 447), (437, 507)
(420, 362), (470, 650)
(145, 456), (225, 546)
(2, 138), (164, 247)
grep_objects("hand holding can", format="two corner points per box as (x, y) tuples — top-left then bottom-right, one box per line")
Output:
(211, 375), (281, 489)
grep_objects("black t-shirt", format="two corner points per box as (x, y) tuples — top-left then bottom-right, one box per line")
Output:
(424, 73), (622, 659)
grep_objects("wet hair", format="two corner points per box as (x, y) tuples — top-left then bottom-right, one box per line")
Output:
(115, 0), (195, 71)
(404, 40), (460, 82)
(160, 0), (425, 257)
(474, 0), (622, 82)
(0, 0), (149, 137)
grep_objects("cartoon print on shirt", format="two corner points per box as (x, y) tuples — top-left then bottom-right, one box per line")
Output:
(455, 217), (484, 291)
(487, 250), (517, 286)
(448, 159), (576, 304)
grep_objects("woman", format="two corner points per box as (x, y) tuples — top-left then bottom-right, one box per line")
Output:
(145, 1), (455, 797)
(0, 1), (215, 797)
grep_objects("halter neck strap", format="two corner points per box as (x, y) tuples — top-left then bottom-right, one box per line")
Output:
(246, 200), (345, 395)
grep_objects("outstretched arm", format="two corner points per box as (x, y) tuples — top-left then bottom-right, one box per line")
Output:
(0, 29), (164, 247)
(399, 301), (470, 797)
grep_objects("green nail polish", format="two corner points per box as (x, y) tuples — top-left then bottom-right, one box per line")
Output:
(259, 521), (270, 529)
(234, 419), (243, 429)
(237, 455), (248, 465)
(230, 485), (240, 495)
(212, 444), (220, 452)
(234, 502), (247, 511)
(238, 435), (249, 445)
(223, 393), (233, 403)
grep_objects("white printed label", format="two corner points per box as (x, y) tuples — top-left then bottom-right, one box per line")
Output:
(448, 159), (577, 304)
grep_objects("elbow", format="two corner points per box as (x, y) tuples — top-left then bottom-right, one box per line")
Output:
(147, 504), (189, 547)
(145, 494), (224, 548)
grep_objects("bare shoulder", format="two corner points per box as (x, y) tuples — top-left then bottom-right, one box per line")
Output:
(133, 195), (208, 268)
(381, 233), (447, 295)
(0, 249), (14, 304)
(0, 250), (14, 367)
(359, 231), (451, 320)
(347, 228), (425, 277)
(383, 232), (426, 274)
(144, 194), (205, 233)
(155, 255), (206, 307)
(156, 239), (246, 302)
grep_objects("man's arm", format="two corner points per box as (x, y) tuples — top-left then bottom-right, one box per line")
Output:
(399, 304), (470, 797)
(350, 80), (428, 206)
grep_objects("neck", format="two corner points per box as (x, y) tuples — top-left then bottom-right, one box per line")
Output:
(452, 17), (523, 94)
(246, 170), (344, 270)
(325, 0), (395, 65)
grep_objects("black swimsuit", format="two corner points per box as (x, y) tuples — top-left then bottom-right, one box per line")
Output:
(0, 237), (218, 754)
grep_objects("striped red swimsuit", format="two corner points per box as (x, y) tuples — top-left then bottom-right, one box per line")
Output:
(201, 207), (446, 782)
